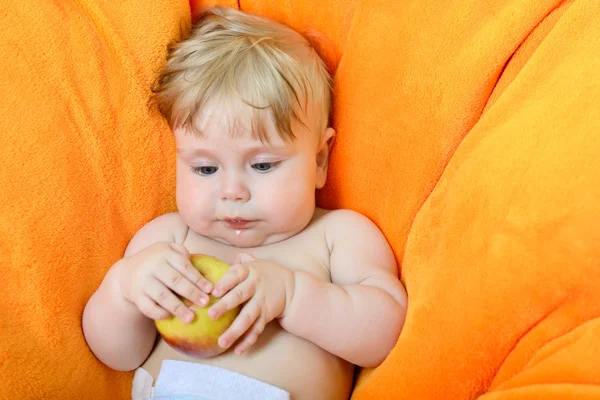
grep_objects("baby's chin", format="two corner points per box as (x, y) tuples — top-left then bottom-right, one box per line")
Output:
(207, 230), (296, 249)
(210, 235), (257, 248)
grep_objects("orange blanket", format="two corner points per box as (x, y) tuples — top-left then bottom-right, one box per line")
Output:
(0, 0), (187, 397)
(1, 0), (599, 398)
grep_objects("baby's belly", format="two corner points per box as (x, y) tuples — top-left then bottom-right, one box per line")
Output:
(141, 321), (354, 400)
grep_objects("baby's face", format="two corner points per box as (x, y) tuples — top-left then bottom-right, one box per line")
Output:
(174, 98), (325, 248)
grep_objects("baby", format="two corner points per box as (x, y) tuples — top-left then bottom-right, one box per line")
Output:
(83, 7), (407, 400)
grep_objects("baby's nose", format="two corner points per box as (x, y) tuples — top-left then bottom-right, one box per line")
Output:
(220, 175), (250, 202)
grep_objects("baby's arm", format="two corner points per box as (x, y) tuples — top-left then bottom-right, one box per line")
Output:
(82, 213), (208, 370)
(279, 210), (407, 367)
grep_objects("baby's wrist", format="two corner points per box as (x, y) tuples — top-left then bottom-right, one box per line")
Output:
(280, 268), (298, 321)
(108, 257), (137, 309)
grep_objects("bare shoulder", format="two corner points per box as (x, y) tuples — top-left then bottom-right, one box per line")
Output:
(124, 212), (189, 256)
(319, 208), (397, 278)
(319, 208), (383, 240)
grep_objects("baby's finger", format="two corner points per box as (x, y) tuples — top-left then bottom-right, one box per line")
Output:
(209, 277), (255, 320)
(217, 302), (261, 350)
(232, 252), (256, 265)
(212, 264), (249, 298)
(146, 280), (195, 323)
(135, 295), (171, 321)
(234, 316), (266, 355)
(167, 254), (213, 294)
(168, 242), (190, 258)
(157, 264), (209, 308)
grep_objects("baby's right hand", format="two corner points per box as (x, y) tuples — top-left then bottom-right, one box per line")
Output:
(117, 242), (213, 323)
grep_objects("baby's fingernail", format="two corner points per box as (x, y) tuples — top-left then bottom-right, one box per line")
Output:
(219, 338), (229, 348)
(184, 311), (194, 323)
(198, 297), (208, 307)
(203, 282), (213, 293)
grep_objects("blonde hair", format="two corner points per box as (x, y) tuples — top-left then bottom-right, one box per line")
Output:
(152, 7), (332, 143)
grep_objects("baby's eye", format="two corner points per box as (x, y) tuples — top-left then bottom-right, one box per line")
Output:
(252, 161), (280, 172)
(191, 166), (218, 175)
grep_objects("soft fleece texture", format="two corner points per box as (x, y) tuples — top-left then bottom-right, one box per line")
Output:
(1, 0), (599, 399)
(0, 0), (188, 398)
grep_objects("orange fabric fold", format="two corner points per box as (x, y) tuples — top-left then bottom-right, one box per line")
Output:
(351, 0), (600, 398)
(0, 0), (190, 398)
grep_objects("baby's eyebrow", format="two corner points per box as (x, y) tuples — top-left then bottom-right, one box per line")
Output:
(246, 146), (292, 157)
(251, 145), (288, 151)
(176, 148), (212, 156)
(175, 146), (289, 157)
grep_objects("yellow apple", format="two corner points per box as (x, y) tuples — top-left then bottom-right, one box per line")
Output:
(155, 254), (240, 358)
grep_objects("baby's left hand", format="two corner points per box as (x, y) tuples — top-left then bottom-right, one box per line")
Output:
(209, 253), (294, 355)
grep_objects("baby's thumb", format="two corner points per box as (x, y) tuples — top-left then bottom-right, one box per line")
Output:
(233, 252), (256, 265)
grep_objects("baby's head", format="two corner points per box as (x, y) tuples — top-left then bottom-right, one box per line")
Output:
(152, 7), (334, 247)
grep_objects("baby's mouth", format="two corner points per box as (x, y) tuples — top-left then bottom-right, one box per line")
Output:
(223, 219), (252, 229)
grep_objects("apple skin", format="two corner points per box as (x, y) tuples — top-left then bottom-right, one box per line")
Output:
(155, 254), (240, 358)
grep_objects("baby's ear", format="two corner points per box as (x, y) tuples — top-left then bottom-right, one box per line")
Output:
(316, 127), (336, 189)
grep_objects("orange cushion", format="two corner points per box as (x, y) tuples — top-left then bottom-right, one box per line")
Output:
(371, 0), (600, 397)
(0, 0), (188, 398)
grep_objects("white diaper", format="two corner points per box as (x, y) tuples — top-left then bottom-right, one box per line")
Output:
(132, 360), (291, 400)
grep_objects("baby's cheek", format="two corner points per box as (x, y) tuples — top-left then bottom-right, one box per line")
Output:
(177, 184), (215, 227)
(268, 200), (292, 219)
(266, 183), (314, 223)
